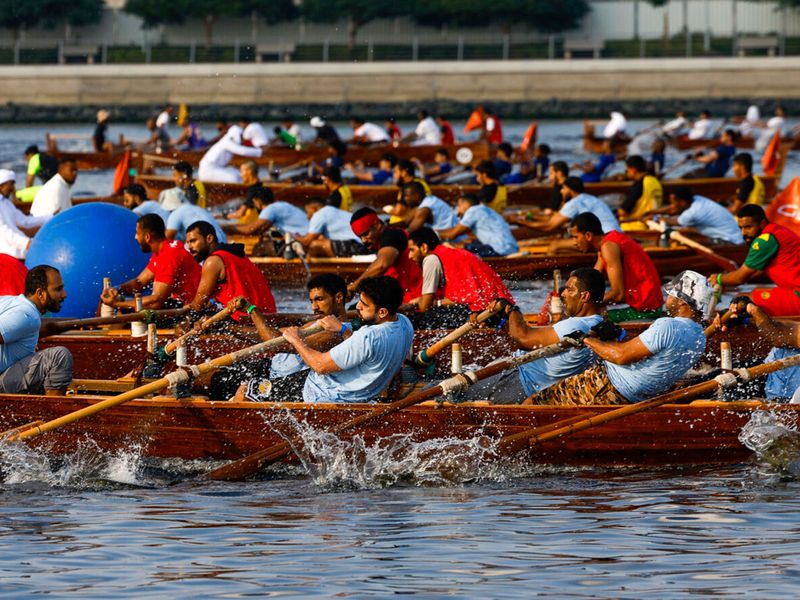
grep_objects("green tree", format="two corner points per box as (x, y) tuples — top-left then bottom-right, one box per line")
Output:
(60, 0), (104, 27)
(246, 0), (298, 24)
(300, 1), (404, 48)
(0, 0), (53, 41)
(412, 0), (590, 33)
(124, 0), (188, 30)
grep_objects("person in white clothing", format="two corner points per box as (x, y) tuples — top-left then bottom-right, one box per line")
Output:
(738, 105), (761, 138)
(603, 111), (627, 139)
(687, 111), (713, 140)
(30, 159), (77, 218)
(0, 169), (48, 258)
(661, 111), (688, 137)
(240, 119), (269, 148)
(198, 125), (263, 183)
(766, 105), (786, 135)
(155, 104), (174, 130)
(401, 110), (442, 146)
(350, 118), (390, 144)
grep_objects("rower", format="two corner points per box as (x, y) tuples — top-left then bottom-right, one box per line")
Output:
(400, 181), (458, 232)
(281, 276), (414, 403)
(394, 159), (432, 199)
(155, 104), (174, 133)
(529, 270), (710, 406)
(0, 265), (72, 395)
(710, 204), (800, 316)
(349, 117), (390, 145)
(406, 227), (512, 326)
(101, 214), (201, 311)
(321, 166), (353, 211)
(309, 116), (342, 147)
(229, 274), (352, 401)
(0, 254), (27, 296)
(23, 145), (59, 189)
(577, 139), (615, 183)
(603, 110), (628, 140)
(438, 193), (518, 258)
(518, 176), (620, 237)
(415, 148), (452, 183)
(570, 212), (664, 322)
(184, 220), (276, 317)
(162, 160), (206, 208)
(223, 185), (309, 245)
(347, 153), (396, 185)
(30, 158), (77, 218)
(729, 152), (766, 214)
(657, 186), (744, 245)
(483, 106), (503, 145)
(385, 118), (402, 141)
(661, 110), (688, 138)
(401, 110), (442, 146)
(0, 169), (47, 258)
(474, 160), (508, 213)
(295, 198), (369, 258)
(347, 208), (422, 303)
(239, 118), (269, 149)
(618, 155), (662, 231)
(548, 160), (570, 211)
(436, 115), (455, 145)
(281, 117), (302, 146)
(650, 138), (666, 175)
(687, 110), (713, 140)
(166, 202), (226, 243)
(737, 105), (761, 138)
(532, 143), (551, 180)
(198, 124), (262, 184)
(685, 128), (737, 179)
(457, 268), (607, 405)
(93, 109), (112, 152)
(123, 183), (169, 222)
(493, 142), (514, 180)
(174, 111), (207, 150)
(143, 117), (171, 154)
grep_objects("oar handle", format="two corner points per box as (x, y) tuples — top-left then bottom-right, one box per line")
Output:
(164, 306), (234, 355)
(415, 307), (499, 366)
(668, 229), (738, 272)
(46, 307), (189, 332)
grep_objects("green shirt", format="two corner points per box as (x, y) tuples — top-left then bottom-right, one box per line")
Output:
(27, 153), (41, 176)
(744, 233), (779, 271)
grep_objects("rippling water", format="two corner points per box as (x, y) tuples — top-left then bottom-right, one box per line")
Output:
(3, 120), (800, 597)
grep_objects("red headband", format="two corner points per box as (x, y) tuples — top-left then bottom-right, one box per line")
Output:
(351, 212), (379, 236)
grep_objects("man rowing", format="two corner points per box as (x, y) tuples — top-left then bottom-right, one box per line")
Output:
(729, 152), (765, 214)
(321, 166), (353, 211)
(475, 160), (507, 213)
(101, 214), (200, 311)
(349, 117), (390, 145)
(347, 208), (422, 303)
(0, 169), (48, 259)
(406, 227), (512, 326)
(618, 155), (662, 231)
(570, 212), (663, 322)
(394, 159), (432, 198)
(457, 268), (607, 404)
(166, 202), (227, 243)
(685, 128), (736, 179)
(223, 185), (308, 243)
(0, 265), (72, 396)
(295, 198), (369, 258)
(401, 110), (442, 146)
(168, 161), (207, 208)
(658, 186), (744, 245)
(239, 118), (269, 149)
(123, 183), (169, 222)
(347, 153), (396, 186)
(548, 161), (570, 211)
(30, 158), (77, 218)
(711, 204), (800, 316)
(309, 116), (342, 147)
(184, 220), (276, 317)
(530, 270), (710, 406)
(438, 193), (518, 258)
(687, 110), (713, 140)
(92, 109), (112, 152)
(414, 148), (452, 184)
(198, 125), (263, 183)
(23, 145), (59, 189)
(577, 139), (615, 183)
(399, 181), (458, 233)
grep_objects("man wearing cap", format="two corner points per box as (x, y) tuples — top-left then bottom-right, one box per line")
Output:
(348, 208), (422, 303)
(0, 169), (49, 259)
(123, 183), (170, 222)
(30, 158), (77, 218)
(310, 117), (342, 147)
(198, 125), (263, 183)
(529, 270), (709, 406)
(93, 109), (112, 152)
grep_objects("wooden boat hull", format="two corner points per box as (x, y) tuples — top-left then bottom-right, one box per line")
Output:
(135, 173), (775, 208)
(0, 393), (789, 467)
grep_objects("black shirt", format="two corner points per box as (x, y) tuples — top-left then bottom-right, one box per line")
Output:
(379, 227), (408, 253)
(93, 123), (107, 151)
(328, 188), (345, 209)
(550, 183), (563, 211)
(736, 175), (755, 202)
(621, 177), (644, 214)
(477, 183), (498, 205)
(315, 125), (341, 145)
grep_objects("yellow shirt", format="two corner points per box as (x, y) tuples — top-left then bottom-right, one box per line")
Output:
(621, 175), (662, 232)
(487, 185), (508, 214)
(748, 175), (766, 206)
(193, 180), (207, 208)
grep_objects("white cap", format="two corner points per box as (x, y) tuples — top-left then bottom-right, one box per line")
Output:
(0, 169), (15, 185)
(664, 270), (714, 316)
(310, 116), (325, 128)
(158, 188), (185, 212)
(97, 109), (110, 123)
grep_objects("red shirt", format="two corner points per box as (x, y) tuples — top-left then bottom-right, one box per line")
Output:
(213, 249), (276, 316)
(146, 240), (201, 305)
(599, 230), (663, 311)
(760, 223), (800, 291)
(0, 254), (27, 296)
(440, 121), (455, 145)
(431, 245), (512, 311)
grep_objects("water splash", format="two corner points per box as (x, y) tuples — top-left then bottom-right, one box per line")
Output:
(739, 410), (800, 474)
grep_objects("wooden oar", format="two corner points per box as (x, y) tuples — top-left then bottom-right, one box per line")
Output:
(163, 305), (233, 355)
(495, 350), (800, 456)
(3, 325), (324, 443)
(646, 220), (738, 272)
(205, 339), (576, 481)
(414, 306), (500, 366)
(142, 153), (179, 166)
(44, 307), (189, 333)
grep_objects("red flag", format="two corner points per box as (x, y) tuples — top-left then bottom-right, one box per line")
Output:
(766, 177), (800, 235)
(520, 121), (538, 153)
(762, 130), (782, 176)
(0, 254), (27, 295)
(112, 150), (131, 195)
(463, 107), (485, 134)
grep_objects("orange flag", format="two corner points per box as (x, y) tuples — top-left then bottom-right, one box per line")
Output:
(765, 177), (800, 235)
(762, 130), (782, 176)
(463, 107), (485, 134)
(520, 121), (538, 152)
(112, 150), (131, 195)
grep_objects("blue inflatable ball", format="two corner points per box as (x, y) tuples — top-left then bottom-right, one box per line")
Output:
(26, 203), (149, 318)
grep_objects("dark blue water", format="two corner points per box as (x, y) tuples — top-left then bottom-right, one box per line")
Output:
(3, 121), (800, 597)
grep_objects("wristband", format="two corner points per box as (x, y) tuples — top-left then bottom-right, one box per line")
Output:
(246, 304), (257, 314)
(716, 273), (723, 286)
(339, 323), (348, 336)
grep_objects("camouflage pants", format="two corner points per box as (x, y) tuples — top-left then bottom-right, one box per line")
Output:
(526, 362), (627, 406)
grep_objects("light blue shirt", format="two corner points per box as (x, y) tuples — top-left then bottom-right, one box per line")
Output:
(605, 317), (705, 402)
(308, 205), (359, 241)
(765, 347), (800, 400)
(458, 204), (518, 255)
(166, 204), (227, 242)
(260, 201), (309, 235)
(518, 315), (603, 395)
(559, 193), (621, 233)
(0, 295), (41, 373)
(303, 314), (414, 403)
(420, 195), (458, 230)
(677, 195), (744, 244)
(270, 353), (308, 379)
(133, 201), (170, 224)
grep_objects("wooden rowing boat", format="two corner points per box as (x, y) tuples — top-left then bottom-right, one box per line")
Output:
(136, 173), (774, 209)
(0, 391), (788, 467)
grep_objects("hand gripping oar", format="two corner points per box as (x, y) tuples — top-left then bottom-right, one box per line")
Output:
(162, 305), (234, 356)
(205, 338), (578, 482)
(44, 307), (189, 334)
(646, 220), (738, 272)
(3, 325), (324, 443)
(414, 306), (501, 367)
(495, 350), (800, 456)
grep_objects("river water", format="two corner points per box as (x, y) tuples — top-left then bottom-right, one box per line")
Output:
(3, 120), (800, 597)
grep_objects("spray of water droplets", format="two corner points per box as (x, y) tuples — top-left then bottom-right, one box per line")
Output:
(739, 410), (800, 474)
